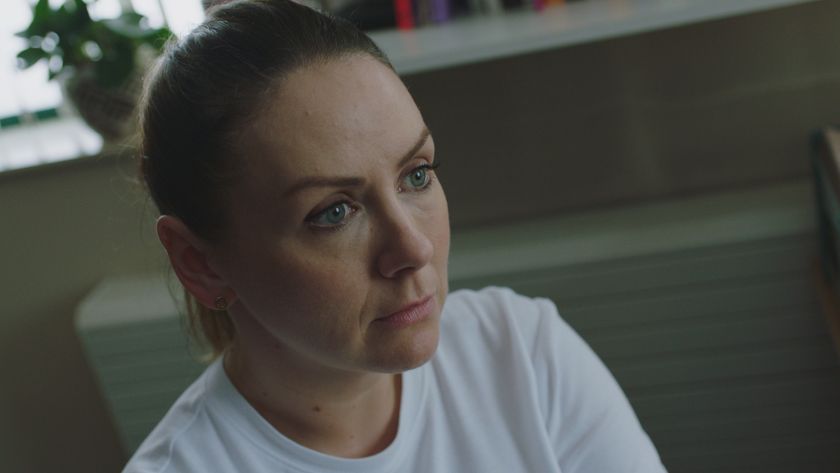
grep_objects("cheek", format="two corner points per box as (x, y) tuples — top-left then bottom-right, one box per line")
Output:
(430, 188), (450, 246)
(428, 188), (451, 283)
(232, 243), (369, 336)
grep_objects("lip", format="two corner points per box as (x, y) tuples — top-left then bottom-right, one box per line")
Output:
(375, 295), (435, 328)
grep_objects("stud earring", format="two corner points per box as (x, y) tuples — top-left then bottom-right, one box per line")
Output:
(214, 296), (228, 311)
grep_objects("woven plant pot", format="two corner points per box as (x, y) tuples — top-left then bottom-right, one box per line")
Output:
(61, 65), (144, 143)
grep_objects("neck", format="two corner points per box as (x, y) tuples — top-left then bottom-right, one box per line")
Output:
(223, 342), (402, 458)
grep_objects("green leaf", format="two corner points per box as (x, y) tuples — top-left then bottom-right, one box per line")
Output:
(61, 0), (93, 32)
(146, 27), (174, 50)
(15, 0), (170, 86)
(50, 1), (92, 38)
(18, 0), (53, 38)
(118, 11), (145, 26)
(33, 0), (51, 22)
(74, 0), (91, 19)
(95, 39), (136, 88)
(16, 47), (48, 69)
(102, 13), (163, 40)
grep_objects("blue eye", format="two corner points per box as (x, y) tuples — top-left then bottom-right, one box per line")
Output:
(310, 202), (353, 227)
(408, 168), (428, 188)
(403, 164), (437, 191)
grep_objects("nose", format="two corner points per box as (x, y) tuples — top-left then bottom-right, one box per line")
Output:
(375, 202), (434, 279)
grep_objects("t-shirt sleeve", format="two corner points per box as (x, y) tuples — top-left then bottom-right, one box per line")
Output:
(522, 293), (668, 473)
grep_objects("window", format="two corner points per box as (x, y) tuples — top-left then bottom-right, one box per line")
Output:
(0, 0), (204, 173)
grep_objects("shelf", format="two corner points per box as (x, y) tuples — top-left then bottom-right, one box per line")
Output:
(370, 0), (819, 75)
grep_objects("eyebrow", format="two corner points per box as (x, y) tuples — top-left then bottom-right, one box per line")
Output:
(282, 127), (431, 197)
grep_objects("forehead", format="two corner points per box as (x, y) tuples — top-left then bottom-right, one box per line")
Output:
(238, 54), (425, 184)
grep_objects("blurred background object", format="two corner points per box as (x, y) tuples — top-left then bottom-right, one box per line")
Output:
(0, 0), (202, 173)
(15, 0), (171, 141)
(810, 127), (840, 358)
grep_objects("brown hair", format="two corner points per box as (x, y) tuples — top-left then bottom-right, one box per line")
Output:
(139, 0), (393, 359)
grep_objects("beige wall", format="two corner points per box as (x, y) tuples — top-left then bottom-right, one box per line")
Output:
(404, 0), (840, 227)
(1, 1), (839, 471)
(0, 153), (162, 471)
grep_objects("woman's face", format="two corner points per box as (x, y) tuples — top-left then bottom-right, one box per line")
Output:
(212, 54), (450, 375)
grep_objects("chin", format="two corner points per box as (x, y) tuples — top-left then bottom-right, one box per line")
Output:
(369, 322), (441, 374)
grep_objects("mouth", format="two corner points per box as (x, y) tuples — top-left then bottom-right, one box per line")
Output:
(375, 295), (436, 328)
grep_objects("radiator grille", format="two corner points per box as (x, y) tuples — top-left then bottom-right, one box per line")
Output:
(452, 234), (840, 472)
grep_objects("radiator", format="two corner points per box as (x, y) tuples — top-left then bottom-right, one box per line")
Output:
(76, 179), (840, 472)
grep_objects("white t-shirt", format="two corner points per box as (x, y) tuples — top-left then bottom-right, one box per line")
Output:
(123, 287), (666, 473)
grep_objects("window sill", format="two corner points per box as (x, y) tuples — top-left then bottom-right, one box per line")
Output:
(0, 116), (111, 181)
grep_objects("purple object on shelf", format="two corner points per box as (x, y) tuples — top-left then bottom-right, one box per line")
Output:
(430, 0), (451, 22)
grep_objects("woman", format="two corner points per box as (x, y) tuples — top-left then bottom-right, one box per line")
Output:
(125, 1), (666, 471)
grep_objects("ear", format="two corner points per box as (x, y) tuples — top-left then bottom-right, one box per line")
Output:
(156, 215), (235, 310)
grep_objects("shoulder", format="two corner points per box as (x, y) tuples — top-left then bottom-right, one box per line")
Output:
(121, 363), (219, 473)
(442, 286), (559, 333)
(442, 287), (616, 416)
(437, 286), (617, 428)
(440, 286), (570, 356)
(436, 286), (574, 385)
(440, 287), (666, 472)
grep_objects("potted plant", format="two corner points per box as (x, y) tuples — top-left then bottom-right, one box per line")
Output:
(16, 0), (171, 142)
